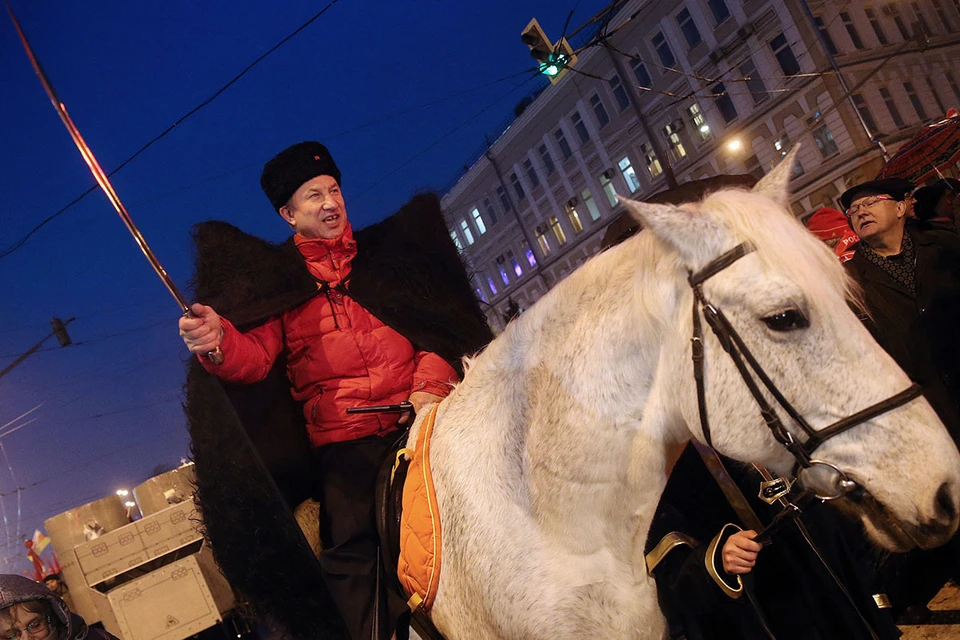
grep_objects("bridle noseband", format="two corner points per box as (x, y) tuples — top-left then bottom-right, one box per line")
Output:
(688, 242), (922, 498)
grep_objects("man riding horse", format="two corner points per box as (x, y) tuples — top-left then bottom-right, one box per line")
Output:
(180, 141), (491, 639)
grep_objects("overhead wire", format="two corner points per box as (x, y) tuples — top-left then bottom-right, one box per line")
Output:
(350, 69), (544, 202)
(2, 64), (540, 258)
(0, 0), (343, 261)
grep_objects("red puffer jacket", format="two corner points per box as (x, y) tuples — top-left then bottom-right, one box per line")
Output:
(199, 223), (458, 447)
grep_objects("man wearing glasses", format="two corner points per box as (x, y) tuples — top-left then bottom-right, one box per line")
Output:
(842, 176), (960, 625)
(0, 575), (117, 640)
(842, 178), (960, 442)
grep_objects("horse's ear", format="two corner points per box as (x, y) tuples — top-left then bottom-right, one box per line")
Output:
(620, 199), (727, 268)
(751, 145), (800, 208)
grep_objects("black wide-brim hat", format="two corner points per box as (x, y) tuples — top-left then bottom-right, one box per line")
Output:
(839, 178), (915, 211)
(260, 141), (341, 211)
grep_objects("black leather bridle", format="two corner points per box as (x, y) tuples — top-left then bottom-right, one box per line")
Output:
(688, 242), (923, 498)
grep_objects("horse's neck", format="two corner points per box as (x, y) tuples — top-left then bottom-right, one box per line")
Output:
(469, 237), (688, 565)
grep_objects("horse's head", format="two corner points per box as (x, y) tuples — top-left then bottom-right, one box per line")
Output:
(622, 149), (960, 551)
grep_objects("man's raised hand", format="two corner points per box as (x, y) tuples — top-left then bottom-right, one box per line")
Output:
(179, 303), (223, 354)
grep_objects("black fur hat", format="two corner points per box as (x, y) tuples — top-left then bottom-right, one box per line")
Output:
(260, 141), (341, 211)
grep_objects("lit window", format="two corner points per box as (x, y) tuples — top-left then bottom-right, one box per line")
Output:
(483, 197), (498, 225)
(590, 94), (610, 128)
(496, 186), (511, 212)
(677, 9), (702, 48)
(774, 134), (804, 177)
(565, 201), (584, 233)
(770, 34), (801, 76)
(555, 128), (573, 159)
(713, 83), (738, 123)
(688, 103), (711, 140)
(618, 156), (642, 192)
(740, 58), (768, 105)
(539, 144), (556, 175)
(707, 0), (730, 24)
(535, 226), (552, 256)
(523, 158), (540, 188)
(903, 82), (928, 120)
(459, 219), (474, 245)
(880, 87), (906, 128)
(549, 216), (568, 245)
(521, 239), (537, 267)
(599, 172), (619, 207)
(510, 172), (525, 200)
(582, 188), (602, 220)
(641, 143), (663, 178)
(486, 273), (498, 296)
(852, 94), (879, 134)
(807, 112), (840, 158)
(864, 9), (888, 45)
(572, 111), (590, 143)
(472, 276), (487, 303)
(631, 59), (652, 88)
(450, 230), (463, 251)
(840, 12), (865, 49)
(507, 250), (523, 277)
(470, 207), (486, 235)
(496, 256), (510, 286)
(609, 74), (630, 111)
(814, 16), (838, 54)
(652, 32), (675, 68)
(663, 122), (687, 160)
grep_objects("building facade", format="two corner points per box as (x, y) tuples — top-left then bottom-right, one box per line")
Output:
(441, 0), (960, 332)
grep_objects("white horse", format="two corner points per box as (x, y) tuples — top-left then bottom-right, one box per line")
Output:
(409, 151), (960, 639)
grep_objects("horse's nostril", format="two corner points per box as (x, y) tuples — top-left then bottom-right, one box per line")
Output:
(935, 481), (958, 524)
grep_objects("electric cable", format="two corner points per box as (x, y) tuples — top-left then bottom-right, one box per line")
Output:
(0, 0), (343, 260)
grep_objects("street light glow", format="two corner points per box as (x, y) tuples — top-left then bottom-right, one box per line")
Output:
(116, 489), (128, 497)
(726, 138), (743, 152)
(124, 501), (136, 508)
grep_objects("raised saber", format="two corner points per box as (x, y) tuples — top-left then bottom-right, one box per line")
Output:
(6, 2), (222, 363)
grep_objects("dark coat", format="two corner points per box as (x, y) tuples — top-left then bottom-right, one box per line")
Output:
(647, 445), (899, 640)
(844, 228), (960, 443)
(0, 574), (118, 640)
(183, 194), (493, 639)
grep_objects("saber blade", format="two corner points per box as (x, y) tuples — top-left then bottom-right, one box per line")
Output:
(6, 2), (189, 313)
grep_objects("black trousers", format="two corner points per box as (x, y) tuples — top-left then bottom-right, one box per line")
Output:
(314, 434), (408, 640)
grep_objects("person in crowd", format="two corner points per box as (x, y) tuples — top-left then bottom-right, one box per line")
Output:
(646, 444), (899, 640)
(40, 576), (65, 600)
(913, 178), (960, 233)
(841, 176), (960, 622)
(841, 177), (960, 442)
(0, 574), (117, 640)
(179, 141), (490, 640)
(804, 207), (859, 262)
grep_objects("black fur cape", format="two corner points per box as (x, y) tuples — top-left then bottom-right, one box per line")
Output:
(183, 193), (493, 639)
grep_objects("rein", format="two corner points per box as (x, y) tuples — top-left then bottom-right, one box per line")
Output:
(688, 242), (922, 498)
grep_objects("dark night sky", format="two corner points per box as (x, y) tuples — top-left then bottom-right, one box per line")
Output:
(0, 0), (608, 572)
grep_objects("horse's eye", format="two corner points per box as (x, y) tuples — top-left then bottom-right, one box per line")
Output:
(761, 309), (809, 332)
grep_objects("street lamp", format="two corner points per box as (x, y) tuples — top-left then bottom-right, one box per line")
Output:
(116, 489), (129, 497)
(726, 138), (743, 153)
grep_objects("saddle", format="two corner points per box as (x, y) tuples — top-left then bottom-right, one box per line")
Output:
(376, 405), (447, 640)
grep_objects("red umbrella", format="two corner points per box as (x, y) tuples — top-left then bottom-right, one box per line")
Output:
(876, 112), (960, 183)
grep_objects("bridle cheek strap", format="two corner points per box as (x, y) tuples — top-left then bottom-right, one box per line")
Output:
(688, 242), (923, 468)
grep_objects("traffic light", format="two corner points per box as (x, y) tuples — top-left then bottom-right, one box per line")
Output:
(521, 18), (578, 85)
(50, 317), (72, 347)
